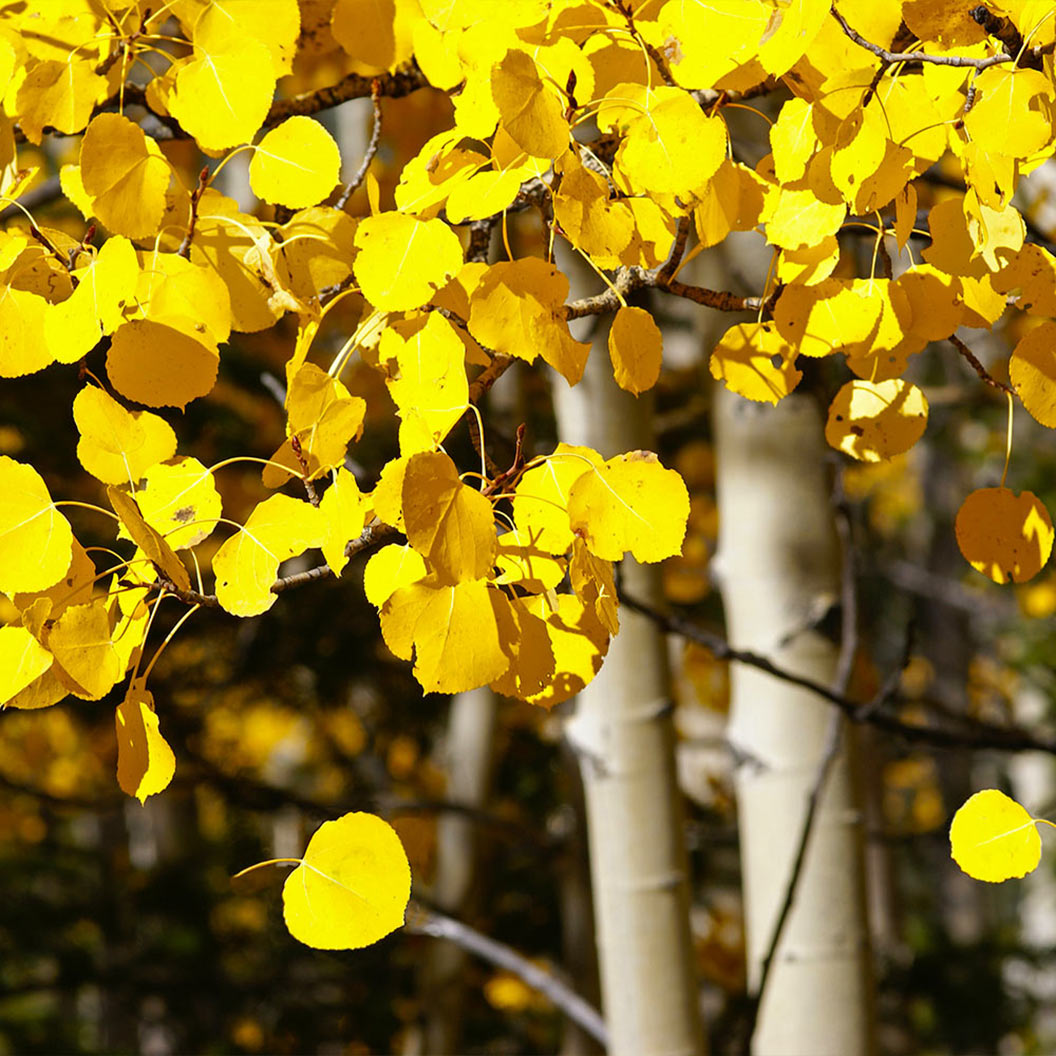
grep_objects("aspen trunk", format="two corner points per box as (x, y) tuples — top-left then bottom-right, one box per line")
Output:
(712, 388), (874, 1055)
(553, 315), (705, 1056)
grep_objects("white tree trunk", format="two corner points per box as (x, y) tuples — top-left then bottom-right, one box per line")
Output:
(713, 388), (874, 1055)
(554, 317), (704, 1056)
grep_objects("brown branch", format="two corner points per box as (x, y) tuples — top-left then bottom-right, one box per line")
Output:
(662, 278), (766, 313)
(832, 7), (1014, 69)
(405, 901), (609, 1047)
(949, 335), (1013, 394)
(177, 165), (210, 259)
(334, 78), (383, 211)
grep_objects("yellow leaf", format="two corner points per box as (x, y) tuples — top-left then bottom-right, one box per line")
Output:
(567, 451), (689, 563)
(275, 206), (358, 303)
(963, 67), (1054, 160)
(136, 457), (221, 550)
(495, 529), (566, 594)
(0, 457), (73, 595)
(249, 117), (341, 208)
(263, 363), (366, 487)
(213, 495), (325, 617)
(569, 537), (619, 637)
(825, 380), (929, 463)
(829, 106), (887, 203)
(353, 212), (463, 311)
(445, 167), (523, 224)
(381, 578), (510, 693)
(491, 47), (569, 159)
(773, 278), (888, 359)
(331, 0), (420, 71)
(993, 245), (1056, 317)
(15, 58), (106, 144)
(608, 305), (662, 395)
(137, 251), (233, 345)
(320, 467), (367, 575)
(521, 594), (609, 710)
(175, 0), (301, 75)
(693, 160), (768, 250)
(80, 115), (171, 238)
(770, 97), (818, 184)
(0, 625), (53, 707)
(281, 812), (411, 949)
(776, 236), (840, 287)
(488, 592), (556, 701)
(116, 678), (176, 803)
(0, 286), (50, 377)
(894, 265), (963, 341)
(169, 24), (275, 151)
(48, 600), (123, 700)
(402, 451), (497, 583)
(107, 318), (219, 410)
(950, 789), (1042, 883)
(383, 314), (468, 455)
(1011, 321), (1056, 428)
(764, 182), (846, 250)
(363, 543), (427, 607)
(74, 386), (177, 486)
(108, 486), (191, 592)
(511, 444), (601, 555)
(956, 487), (1054, 584)
(710, 321), (802, 404)
(11, 537), (96, 621)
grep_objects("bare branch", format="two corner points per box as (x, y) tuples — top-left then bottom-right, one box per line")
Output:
(177, 165), (210, 259)
(405, 901), (609, 1047)
(334, 79), (383, 211)
(949, 334), (1014, 394)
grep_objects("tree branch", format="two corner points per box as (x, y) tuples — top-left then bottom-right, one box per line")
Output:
(949, 334), (1014, 394)
(334, 78), (383, 211)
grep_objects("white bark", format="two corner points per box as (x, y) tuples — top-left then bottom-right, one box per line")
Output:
(554, 320), (704, 1056)
(713, 388), (874, 1055)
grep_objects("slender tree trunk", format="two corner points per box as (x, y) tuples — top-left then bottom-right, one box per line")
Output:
(713, 388), (875, 1055)
(553, 302), (705, 1056)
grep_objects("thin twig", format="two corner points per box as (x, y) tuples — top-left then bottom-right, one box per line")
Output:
(405, 901), (609, 1047)
(177, 166), (210, 258)
(949, 334), (1013, 394)
(334, 79), (383, 211)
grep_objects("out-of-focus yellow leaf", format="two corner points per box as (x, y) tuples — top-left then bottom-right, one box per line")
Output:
(0, 457), (73, 595)
(281, 812), (411, 949)
(116, 677), (176, 803)
(950, 789), (1042, 882)
(1010, 321), (1056, 428)
(956, 487), (1054, 584)
(331, 0), (420, 71)
(249, 117), (341, 208)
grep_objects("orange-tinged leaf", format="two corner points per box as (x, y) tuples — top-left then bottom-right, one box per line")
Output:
(511, 444), (602, 555)
(825, 379), (929, 463)
(709, 321), (802, 404)
(353, 212), (463, 311)
(1011, 321), (1056, 428)
(608, 305), (662, 395)
(380, 578), (509, 693)
(107, 487), (191, 592)
(281, 812), (411, 949)
(0, 457), (74, 595)
(363, 543), (427, 607)
(213, 495), (325, 616)
(491, 48), (569, 159)
(249, 117), (341, 208)
(320, 467), (367, 575)
(567, 451), (689, 563)
(955, 487), (1054, 584)
(74, 386), (177, 486)
(48, 600), (123, 701)
(950, 789), (1042, 883)
(0, 625), (53, 707)
(569, 537), (619, 637)
(136, 457), (221, 549)
(488, 592), (556, 701)
(80, 115), (171, 238)
(402, 451), (497, 583)
(331, 0), (419, 71)
(116, 678), (176, 803)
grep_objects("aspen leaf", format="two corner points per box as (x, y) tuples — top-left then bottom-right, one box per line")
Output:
(107, 487), (191, 592)
(275, 206), (358, 302)
(569, 538), (619, 637)
(281, 813), (411, 950)
(511, 444), (602, 555)
(331, 0), (419, 71)
(169, 27), (274, 151)
(320, 467), (367, 576)
(213, 495), (326, 617)
(363, 544), (427, 607)
(993, 245), (1056, 317)
(825, 380), (929, 463)
(0, 457), (73, 595)
(608, 305), (662, 395)
(764, 184), (846, 250)
(950, 789), (1042, 883)
(0, 286), (51, 377)
(495, 529), (566, 594)
(963, 67), (1054, 160)
(136, 457), (221, 549)
(895, 266), (962, 342)
(80, 116), (171, 238)
(74, 386), (177, 486)
(776, 237), (840, 287)
(263, 363), (366, 487)
(567, 451), (690, 564)
(710, 321), (802, 405)
(488, 592), (556, 701)
(249, 117), (341, 208)
(773, 279), (885, 359)
(178, 0), (301, 75)
(380, 578), (510, 693)
(521, 594), (609, 710)
(402, 451), (497, 583)
(0, 625), (53, 708)
(353, 212), (463, 311)
(770, 97), (818, 184)
(491, 48), (569, 159)
(372, 455), (410, 531)
(15, 58), (106, 144)
(445, 168), (523, 224)
(1010, 321), (1056, 428)
(116, 679), (176, 803)
(11, 538), (96, 621)
(137, 253), (232, 345)
(48, 600), (123, 701)
(955, 487), (1054, 584)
